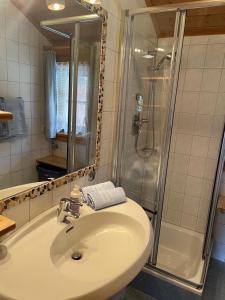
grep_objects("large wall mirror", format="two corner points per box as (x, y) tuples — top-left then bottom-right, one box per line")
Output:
(0, 0), (106, 199)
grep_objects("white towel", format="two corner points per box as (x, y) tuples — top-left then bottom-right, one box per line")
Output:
(81, 181), (115, 203)
(87, 187), (126, 210)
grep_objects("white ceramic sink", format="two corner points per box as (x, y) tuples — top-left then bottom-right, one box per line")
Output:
(0, 199), (153, 300)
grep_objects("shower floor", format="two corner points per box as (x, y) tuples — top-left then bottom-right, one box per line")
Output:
(157, 244), (194, 279)
(156, 222), (204, 284)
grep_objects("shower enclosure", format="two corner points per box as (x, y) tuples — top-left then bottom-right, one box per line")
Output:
(114, 1), (225, 293)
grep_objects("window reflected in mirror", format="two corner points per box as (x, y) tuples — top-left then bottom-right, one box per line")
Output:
(0, 0), (105, 194)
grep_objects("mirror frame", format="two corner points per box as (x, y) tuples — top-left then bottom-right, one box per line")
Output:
(0, 0), (108, 212)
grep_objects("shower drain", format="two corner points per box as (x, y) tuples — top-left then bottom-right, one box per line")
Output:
(71, 251), (83, 261)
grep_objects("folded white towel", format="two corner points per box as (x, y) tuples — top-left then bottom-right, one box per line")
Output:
(81, 181), (115, 203)
(87, 187), (126, 210)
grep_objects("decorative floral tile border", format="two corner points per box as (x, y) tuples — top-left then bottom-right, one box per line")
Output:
(0, 1), (108, 214)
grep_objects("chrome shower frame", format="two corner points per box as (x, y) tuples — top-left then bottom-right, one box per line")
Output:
(113, 0), (225, 293)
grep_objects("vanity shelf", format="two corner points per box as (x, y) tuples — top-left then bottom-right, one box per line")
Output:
(0, 216), (16, 237)
(0, 111), (13, 120)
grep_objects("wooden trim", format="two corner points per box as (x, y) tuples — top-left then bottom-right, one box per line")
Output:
(56, 132), (86, 144)
(0, 111), (13, 120)
(0, 216), (16, 237)
(56, 132), (68, 142)
(218, 195), (225, 213)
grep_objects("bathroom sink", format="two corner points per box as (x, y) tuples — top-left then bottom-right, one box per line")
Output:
(0, 199), (153, 300)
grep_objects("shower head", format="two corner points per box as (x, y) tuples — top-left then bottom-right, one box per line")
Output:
(155, 52), (172, 70)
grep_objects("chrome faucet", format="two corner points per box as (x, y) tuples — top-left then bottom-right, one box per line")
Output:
(57, 198), (83, 223)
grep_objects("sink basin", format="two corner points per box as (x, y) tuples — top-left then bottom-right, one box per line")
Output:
(0, 199), (153, 300)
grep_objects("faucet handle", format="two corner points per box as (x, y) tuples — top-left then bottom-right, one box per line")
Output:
(69, 198), (83, 206)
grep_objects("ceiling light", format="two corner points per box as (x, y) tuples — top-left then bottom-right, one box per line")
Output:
(47, 0), (65, 11)
(134, 48), (141, 53)
(143, 54), (154, 59)
(155, 47), (166, 52)
(83, 0), (102, 4)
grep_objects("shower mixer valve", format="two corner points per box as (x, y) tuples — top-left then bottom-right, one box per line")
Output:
(132, 93), (148, 135)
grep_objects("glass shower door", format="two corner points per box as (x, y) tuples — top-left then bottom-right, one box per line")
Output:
(116, 6), (188, 284)
(118, 10), (185, 218)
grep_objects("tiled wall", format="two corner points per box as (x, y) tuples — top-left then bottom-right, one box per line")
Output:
(163, 35), (225, 233)
(0, 0), (51, 189)
(1, 0), (148, 231)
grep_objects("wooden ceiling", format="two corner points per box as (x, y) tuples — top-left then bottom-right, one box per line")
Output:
(145, 0), (225, 37)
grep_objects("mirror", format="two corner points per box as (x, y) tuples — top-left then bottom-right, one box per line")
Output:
(0, 0), (106, 196)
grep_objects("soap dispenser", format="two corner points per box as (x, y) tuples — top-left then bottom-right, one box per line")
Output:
(70, 185), (83, 215)
(71, 185), (81, 202)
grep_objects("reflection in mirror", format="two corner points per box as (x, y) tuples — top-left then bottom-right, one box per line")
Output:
(0, 0), (104, 194)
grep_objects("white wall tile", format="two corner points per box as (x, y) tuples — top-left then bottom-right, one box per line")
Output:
(180, 91), (199, 114)
(7, 61), (19, 81)
(7, 81), (19, 97)
(19, 64), (30, 83)
(201, 69), (222, 92)
(0, 141), (10, 156)
(52, 183), (71, 206)
(191, 136), (210, 157)
(177, 113), (196, 134)
(208, 34), (225, 44)
(166, 209), (181, 226)
(170, 172), (187, 194)
(10, 154), (22, 172)
(3, 199), (29, 230)
(208, 137), (221, 159)
(167, 191), (184, 211)
(180, 45), (189, 69)
(182, 195), (200, 216)
(19, 43), (30, 64)
(190, 35), (208, 45)
(181, 213), (197, 230)
(184, 69), (203, 92)
(0, 60), (7, 80)
(173, 153), (189, 174)
(30, 192), (53, 220)
(188, 156), (205, 178)
(211, 115), (225, 137)
(187, 44), (206, 68)
(195, 115), (213, 137)
(185, 176), (203, 198)
(219, 69), (225, 92)
(175, 133), (192, 155)
(6, 18), (18, 41)
(6, 39), (18, 61)
(204, 158), (217, 180)
(205, 44), (225, 68)
(0, 37), (6, 59)
(198, 92), (217, 115)
(0, 155), (10, 175)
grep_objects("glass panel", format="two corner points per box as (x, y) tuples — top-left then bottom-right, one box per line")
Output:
(120, 11), (177, 214)
(157, 6), (225, 286)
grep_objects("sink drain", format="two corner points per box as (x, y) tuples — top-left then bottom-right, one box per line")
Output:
(71, 252), (82, 261)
